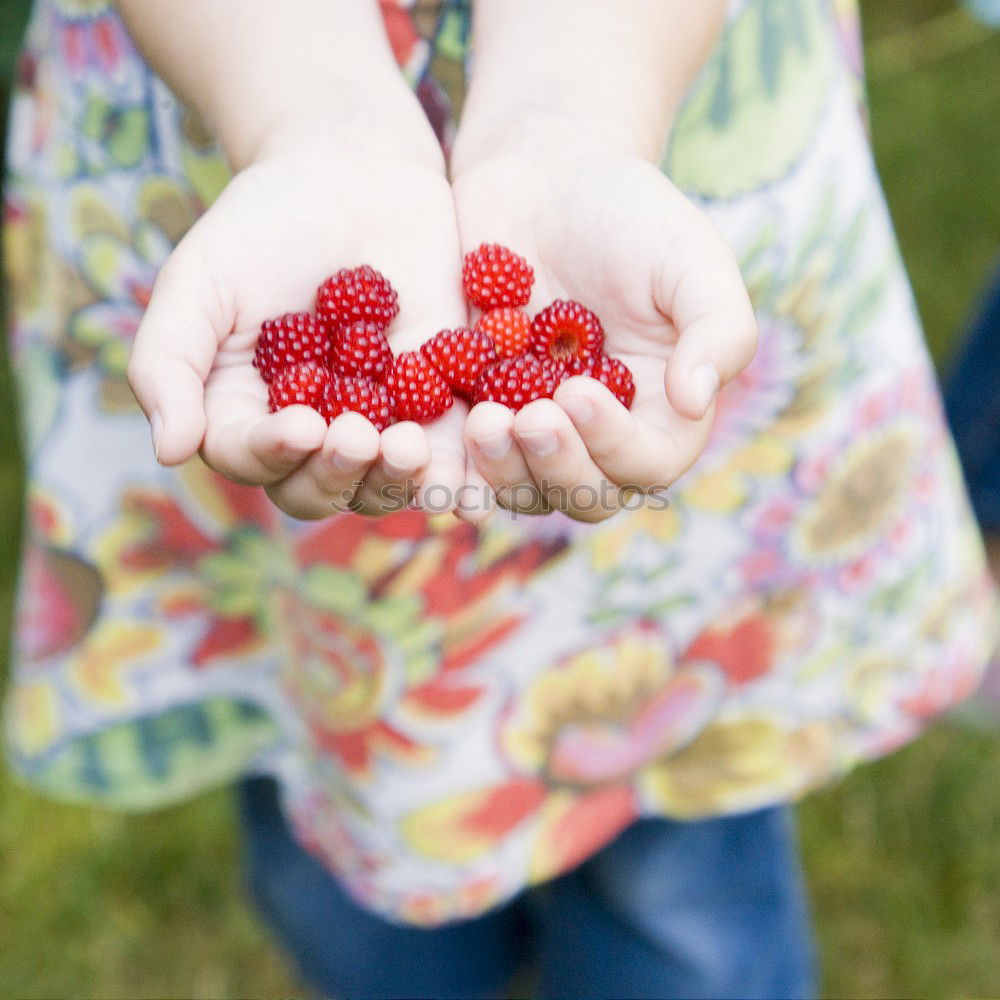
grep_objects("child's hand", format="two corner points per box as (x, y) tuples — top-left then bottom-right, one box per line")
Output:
(452, 143), (757, 522)
(127, 127), (468, 520)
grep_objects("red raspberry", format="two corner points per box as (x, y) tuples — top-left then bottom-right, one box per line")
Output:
(462, 244), (534, 311)
(267, 361), (331, 413)
(540, 358), (569, 391)
(475, 307), (532, 359)
(589, 353), (636, 409)
(530, 300), (604, 365)
(321, 375), (395, 431)
(473, 356), (555, 411)
(541, 355), (594, 388)
(254, 312), (329, 383)
(316, 265), (399, 333)
(330, 321), (393, 383)
(385, 351), (454, 423)
(420, 327), (498, 399)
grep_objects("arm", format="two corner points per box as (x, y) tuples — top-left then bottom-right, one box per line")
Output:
(114, 0), (440, 170)
(454, 0), (728, 170)
(119, 0), (469, 519)
(451, 1), (756, 523)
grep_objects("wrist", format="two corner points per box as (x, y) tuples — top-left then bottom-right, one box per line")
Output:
(454, 0), (727, 177)
(115, 0), (445, 174)
(451, 101), (660, 181)
(239, 76), (445, 174)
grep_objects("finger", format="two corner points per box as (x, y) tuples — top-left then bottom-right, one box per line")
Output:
(513, 399), (621, 523)
(264, 412), (381, 520)
(656, 206), (758, 420)
(417, 400), (469, 515)
(127, 245), (225, 465)
(556, 376), (712, 490)
(465, 403), (549, 514)
(351, 421), (431, 516)
(203, 405), (327, 487)
(454, 459), (495, 524)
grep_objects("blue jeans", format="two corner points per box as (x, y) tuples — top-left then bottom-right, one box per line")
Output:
(944, 263), (1000, 533)
(238, 778), (817, 999)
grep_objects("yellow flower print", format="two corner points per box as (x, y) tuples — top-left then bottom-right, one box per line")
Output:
(792, 423), (919, 566)
(6, 681), (61, 756)
(505, 628), (724, 787)
(589, 505), (681, 573)
(69, 621), (161, 708)
(402, 627), (725, 873)
(681, 192), (893, 516)
(640, 715), (839, 817)
(843, 652), (906, 726)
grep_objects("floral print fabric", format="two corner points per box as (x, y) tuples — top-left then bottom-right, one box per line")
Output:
(4, 0), (998, 925)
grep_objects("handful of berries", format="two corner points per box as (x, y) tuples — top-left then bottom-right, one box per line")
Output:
(254, 244), (635, 429)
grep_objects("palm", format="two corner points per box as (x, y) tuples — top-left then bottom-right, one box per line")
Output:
(529, 158), (685, 441)
(453, 149), (755, 518)
(133, 136), (469, 518)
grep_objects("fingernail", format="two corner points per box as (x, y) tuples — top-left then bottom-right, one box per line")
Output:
(382, 459), (416, 480)
(477, 432), (511, 461)
(690, 364), (720, 417)
(561, 394), (595, 425)
(332, 451), (364, 472)
(519, 430), (559, 457)
(283, 432), (320, 454)
(150, 411), (164, 462)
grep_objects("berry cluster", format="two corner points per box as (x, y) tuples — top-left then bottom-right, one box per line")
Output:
(253, 247), (635, 428)
(463, 244), (635, 411)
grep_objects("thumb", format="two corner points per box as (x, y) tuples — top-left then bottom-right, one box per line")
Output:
(656, 206), (758, 421)
(127, 240), (224, 465)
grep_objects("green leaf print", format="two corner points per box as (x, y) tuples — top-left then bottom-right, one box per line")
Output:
(665, 0), (836, 200)
(13, 343), (62, 455)
(12, 699), (279, 810)
(82, 94), (149, 170)
(302, 565), (367, 614)
(759, 3), (784, 97)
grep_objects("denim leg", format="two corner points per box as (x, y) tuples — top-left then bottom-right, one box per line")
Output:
(237, 777), (531, 1000)
(528, 806), (817, 1000)
(943, 263), (1000, 532)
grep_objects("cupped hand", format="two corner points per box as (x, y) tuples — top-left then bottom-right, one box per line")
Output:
(128, 124), (468, 519)
(452, 144), (757, 523)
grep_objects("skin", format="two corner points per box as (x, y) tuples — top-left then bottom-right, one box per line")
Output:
(119, 0), (756, 523)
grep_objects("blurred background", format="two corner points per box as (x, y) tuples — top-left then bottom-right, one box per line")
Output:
(1, 1), (998, 996)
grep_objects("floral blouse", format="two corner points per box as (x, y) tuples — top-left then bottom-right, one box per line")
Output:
(4, 0), (997, 925)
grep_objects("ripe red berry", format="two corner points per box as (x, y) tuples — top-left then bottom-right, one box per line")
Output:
(530, 300), (604, 365)
(420, 327), (498, 399)
(475, 307), (532, 359)
(473, 356), (556, 411)
(542, 355), (595, 387)
(316, 265), (399, 333)
(253, 312), (329, 383)
(267, 361), (332, 413)
(321, 375), (395, 431)
(540, 358), (568, 391)
(385, 351), (454, 423)
(589, 353), (636, 409)
(330, 321), (393, 383)
(462, 244), (534, 311)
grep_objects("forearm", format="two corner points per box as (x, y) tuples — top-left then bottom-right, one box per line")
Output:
(454, 0), (727, 170)
(114, 0), (439, 170)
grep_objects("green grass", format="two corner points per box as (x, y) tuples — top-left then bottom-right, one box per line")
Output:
(1, 1), (999, 997)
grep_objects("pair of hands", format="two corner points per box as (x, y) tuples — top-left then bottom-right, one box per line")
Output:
(127, 106), (757, 524)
